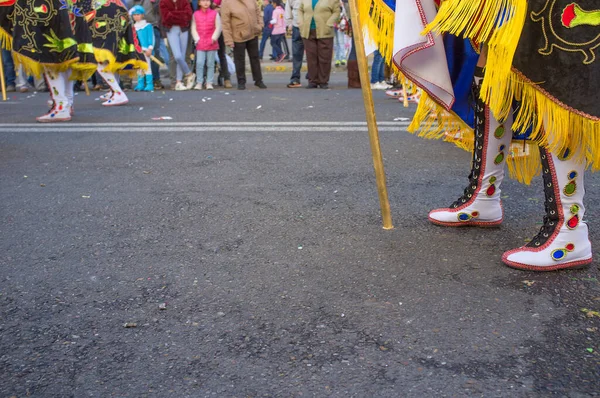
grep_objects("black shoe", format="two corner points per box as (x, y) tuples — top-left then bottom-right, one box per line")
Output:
(255, 81), (267, 89)
(238, 83), (246, 90)
(153, 80), (165, 90)
(306, 83), (318, 89)
(122, 83), (132, 90)
(319, 84), (329, 89)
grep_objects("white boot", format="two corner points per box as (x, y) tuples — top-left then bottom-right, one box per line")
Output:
(502, 147), (592, 271)
(97, 63), (128, 106)
(429, 75), (513, 227)
(36, 70), (71, 123)
(64, 69), (74, 116)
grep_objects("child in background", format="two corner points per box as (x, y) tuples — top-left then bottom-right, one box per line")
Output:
(191, 0), (222, 90)
(270, 0), (286, 63)
(130, 6), (155, 92)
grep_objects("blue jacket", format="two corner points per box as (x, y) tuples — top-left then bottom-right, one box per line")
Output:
(263, 3), (273, 31)
(134, 20), (156, 52)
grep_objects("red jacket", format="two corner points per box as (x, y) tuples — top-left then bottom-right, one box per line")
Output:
(159, 0), (193, 29)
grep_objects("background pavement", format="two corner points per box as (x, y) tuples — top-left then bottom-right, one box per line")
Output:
(1, 73), (599, 397)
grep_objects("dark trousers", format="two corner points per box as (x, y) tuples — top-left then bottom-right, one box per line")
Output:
(290, 26), (304, 83)
(1, 49), (15, 87)
(281, 35), (290, 58)
(233, 37), (263, 85)
(151, 26), (161, 80)
(303, 30), (333, 85)
(259, 28), (272, 59)
(271, 34), (284, 58)
(217, 33), (230, 81)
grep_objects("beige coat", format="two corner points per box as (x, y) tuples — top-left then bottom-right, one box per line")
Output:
(298, 0), (341, 39)
(221, 0), (263, 46)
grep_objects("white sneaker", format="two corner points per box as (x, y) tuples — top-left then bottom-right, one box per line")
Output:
(175, 82), (188, 91)
(99, 92), (112, 101)
(370, 82), (383, 90)
(193, 83), (203, 90)
(206, 83), (213, 90)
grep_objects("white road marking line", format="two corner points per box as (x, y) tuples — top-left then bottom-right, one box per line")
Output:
(0, 121), (410, 128)
(0, 126), (409, 133)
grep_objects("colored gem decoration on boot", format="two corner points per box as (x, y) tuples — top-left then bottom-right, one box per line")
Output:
(502, 148), (592, 271)
(36, 101), (71, 122)
(102, 90), (128, 106)
(428, 79), (513, 227)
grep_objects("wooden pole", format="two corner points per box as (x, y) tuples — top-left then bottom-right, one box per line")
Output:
(348, 0), (393, 229)
(0, 49), (7, 101)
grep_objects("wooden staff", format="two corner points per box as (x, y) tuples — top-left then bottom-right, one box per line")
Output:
(0, 49), (6, 101)
(150, 55), (165, 68)
(348, 0), (393, 230)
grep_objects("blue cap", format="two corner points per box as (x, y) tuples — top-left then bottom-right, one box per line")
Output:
(129, 5), (145, 15)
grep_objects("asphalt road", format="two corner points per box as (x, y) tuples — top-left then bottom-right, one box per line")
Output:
(1, 73), (599, 397)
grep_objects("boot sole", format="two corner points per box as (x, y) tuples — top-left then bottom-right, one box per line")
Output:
(502, 255), (592, 272)
(36, 116), (72, 123)
(428, 216), (503, 228)
(102, 100), (129, 107)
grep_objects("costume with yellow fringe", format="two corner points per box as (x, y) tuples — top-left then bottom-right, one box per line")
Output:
(0, 0), (13, 49)
(6, 0), (97, 122)
(83, 0), (146, 106)
(364, 0), (598, 271)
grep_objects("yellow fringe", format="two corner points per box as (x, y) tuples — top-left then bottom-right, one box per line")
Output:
(424, 0), (527, 122)
(94, 47), (148, 77)
(424, 0), (600, 178)
(358, 0), (396, 63)
(71, 62), (98, 81)
(0, 25), (11, 50)
(508, 70), (600, 171)
(408, 90), (473, 144)
(408, 90), (543, 184)
(506, 140), (541, 185)
(12, 51), (80, 78)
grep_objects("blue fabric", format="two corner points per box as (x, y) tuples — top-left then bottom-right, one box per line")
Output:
(370, 50), (385, 84)
(291, 26), (304, 82)
(310, 0), (318, 30)
(443, 35), (479, 131)
(263, 3), (274, 26)
(191, 0), (198, 11)
(137, 23), (155, 51)
(382, 0), (396, 11)
(443, 35), (532, 140)
(196, 50), (217, 84)
(271, 34), (284, 58)
(2, 49), (15, 87)
(259, 28), (273, 59)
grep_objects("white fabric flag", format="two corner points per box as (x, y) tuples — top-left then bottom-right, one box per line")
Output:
(364, 28), (377, 57)
(392, 0), (454, 110)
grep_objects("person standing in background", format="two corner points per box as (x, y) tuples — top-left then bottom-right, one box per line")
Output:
(212, 0), (232, 88)
(269, 0), (286, 63)
(131, 0), (165, 90)
(285, 0), (303, 88)
(342, 0), (359, 88)
(160, 0), (196, 90)
(298, 0), (340, 89)
(131, 6), (156, 92)
(333, 1), (347, 67)
(221, 0), (266, 90)
(190, 0), (221, 90)
(258, 0), (274, 60)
